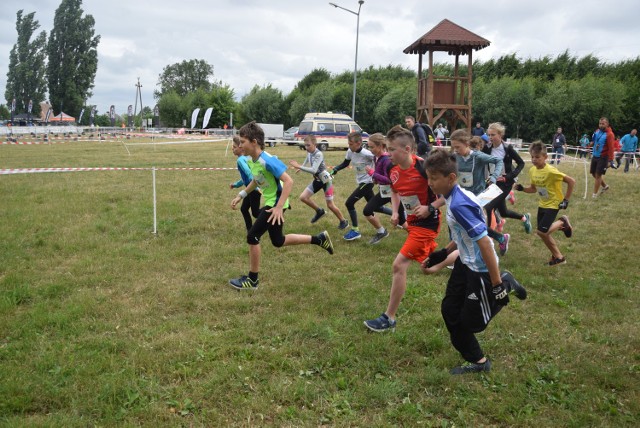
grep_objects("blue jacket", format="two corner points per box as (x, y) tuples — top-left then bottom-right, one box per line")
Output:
(620, 133), (638, 152)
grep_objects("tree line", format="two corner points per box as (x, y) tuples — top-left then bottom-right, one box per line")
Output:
(2, 0), (637, 143)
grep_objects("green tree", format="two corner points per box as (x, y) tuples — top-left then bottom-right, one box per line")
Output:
(374, 80), (416, 132)
(155, 59), (214, 98)
(240, 84), (285, 124)
(206, 82), (236, 128)
(4, 10), (47, 116)
(46, 0), (100, 119)
(0, 104), (10, 120)
(157, 91), (186, 127)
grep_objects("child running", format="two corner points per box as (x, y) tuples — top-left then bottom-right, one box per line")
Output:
(364, 126), (444, 332)
(423, 149), (527, 374)
(513, 141), (575, 266)
(363, 133), (406, 244)
(229, 136), (261, 231)
(289, 134), (349, 229)
(330, 132), (376, 241)
(229, 122), (334, 290)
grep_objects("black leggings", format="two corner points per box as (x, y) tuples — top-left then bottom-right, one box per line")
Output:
(484, 182), (522, 225)
(246, 206), (286, 247)
(240, 190), (261, 231)
(362, 192), (406, 225)
(345, 183), (374, 228)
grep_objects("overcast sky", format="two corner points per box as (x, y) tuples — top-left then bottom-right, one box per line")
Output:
(1, 0), (638, 115)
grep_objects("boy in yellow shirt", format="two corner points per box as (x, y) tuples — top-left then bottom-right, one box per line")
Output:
(513, 141), (576, 266)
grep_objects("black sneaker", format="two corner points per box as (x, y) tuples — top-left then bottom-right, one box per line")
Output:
(548, 256), (566, 267)
(228, 275), (258, 290)
(368, 229), (389, 245)
(317, 230), (334, 255)
(500, 271), (527, 300)
(450, 358), (492, 375)
(310, 208), (326, 223)
(559, 215), (572, 238)
(338, 219), (349, 230)
(364, 313), (396, 332)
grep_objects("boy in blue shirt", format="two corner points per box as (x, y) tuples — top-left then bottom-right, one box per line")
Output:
(229, 136), (261, 231)
(229, 122), (334, 290)
(423, 149), (527, 374)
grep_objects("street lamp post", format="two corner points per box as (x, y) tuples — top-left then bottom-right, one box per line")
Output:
(329, 0), (364, 120)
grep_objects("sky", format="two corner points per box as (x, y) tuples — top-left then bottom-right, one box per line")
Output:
(0, 0), (638, 116)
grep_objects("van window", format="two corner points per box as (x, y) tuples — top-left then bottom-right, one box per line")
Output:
(351, 124), (362, 133)
(299, 121), (312, 132)
(318, 123), (335, 132)
(335, 123), (350, 133)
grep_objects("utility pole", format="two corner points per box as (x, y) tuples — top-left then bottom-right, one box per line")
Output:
(133, 78), (143, 128)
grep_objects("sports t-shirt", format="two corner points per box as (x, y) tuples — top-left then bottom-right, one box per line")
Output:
(298, 149), (327, 181)
(249, 151), (290, 208)
(345, 148), (375, 184)
(389, 154), (439, 231)
(528, 163), (566, 209)
(446, 185), (496, 272)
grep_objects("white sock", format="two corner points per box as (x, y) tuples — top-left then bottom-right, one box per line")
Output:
(377, 227), (385, 234)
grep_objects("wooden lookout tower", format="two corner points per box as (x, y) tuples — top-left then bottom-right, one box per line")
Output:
(403, 19), (490, 131)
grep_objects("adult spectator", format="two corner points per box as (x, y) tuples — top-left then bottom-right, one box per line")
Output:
(550, 127), (566, 165)
(590, 117), (615, 198)
(471, 122), (485, 137)
(614, 129), (638, 173)
(435, 123), (449, 142)
(404, 115), (434, 157)
(578, 134), (590, 159)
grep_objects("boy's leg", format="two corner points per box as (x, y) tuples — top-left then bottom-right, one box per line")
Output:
(240, 196), (253, 231)
(249, 191), (261, 219)
(230, 207), (270, 289)
(535, 208), (563, 260)
(385, 253), (412, 319)
(299, 188), (319, 211)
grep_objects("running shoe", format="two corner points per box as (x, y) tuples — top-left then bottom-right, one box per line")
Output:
(523, 213), (532, 234)
(499, 233), (510, 256)
(343, 229), (361, 241)
(310, 208), (326, 223)
(559, 215), (573, 238)
(228, 275), (258, 290)
(338, 219), (349, 230)
(450, 358), (492, 375)
(548, 256), (566, 267)
(317, 230), (334, 255)
(364, 313), (396, 332)
(368, 229), (389, 245)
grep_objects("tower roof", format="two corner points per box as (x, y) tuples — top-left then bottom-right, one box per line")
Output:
(403, 19), (490, 55)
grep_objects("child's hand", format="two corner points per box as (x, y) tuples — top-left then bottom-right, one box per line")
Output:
(229, 183), (234, 189)
(231, 196), (241, 210)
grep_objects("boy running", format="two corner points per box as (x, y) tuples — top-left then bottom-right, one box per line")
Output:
(513, 141), (576, 266)
(229, 136), (261, 231)
(330, 132), (376, 241)
(364, 126), (444, 332)
(289, 135), (349, 229)
(229, 122), (334, 290)
(423, 149), (527, 374)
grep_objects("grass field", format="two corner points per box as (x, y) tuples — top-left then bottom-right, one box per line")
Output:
(1, 137), (639, 426)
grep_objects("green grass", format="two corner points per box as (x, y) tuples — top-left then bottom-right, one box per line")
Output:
(1, 139), (639, 426)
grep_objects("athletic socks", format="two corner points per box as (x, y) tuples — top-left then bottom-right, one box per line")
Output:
(248, 272), (259, 282)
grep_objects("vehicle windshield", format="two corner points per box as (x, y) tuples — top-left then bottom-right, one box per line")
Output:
(298, 121), (312, 132)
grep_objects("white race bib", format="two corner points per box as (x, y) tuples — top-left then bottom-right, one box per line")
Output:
(458, 171), (474, 188)
(379, 184), (392, 198)
(400, 195), (420, 211)
(318, 170), (332, 184)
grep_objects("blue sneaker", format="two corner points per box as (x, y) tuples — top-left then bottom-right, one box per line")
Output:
(228, 275), (258, 290)
(523, 213), (532, 234)
(364, 313), (396, 332)
(343, 229), (361, 241)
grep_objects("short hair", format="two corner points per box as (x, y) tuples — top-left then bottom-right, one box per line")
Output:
(469, 136), (483, 150)
(449, 129), (470, 145)
(347, 131), (362, 143)
(599, 117), (609, 125)
(488, 122), (506, 137)
(404, 115), (416, 122)
(529, 140), (547, 156)
(232, 135), (242, 146)
(387, 125), (415, 151)
(367, 132), (386, 150)
(424, 148), (457, 177)
(238, 121), (264, 149)
(303, 134), (317, 145)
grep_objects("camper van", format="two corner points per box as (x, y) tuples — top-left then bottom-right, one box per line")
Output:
(295, 112), (369, 151)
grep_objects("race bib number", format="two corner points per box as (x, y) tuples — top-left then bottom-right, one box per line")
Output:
(254, 172), (267, 188)
(318, 170), (332, 184)
(400, 195), (420, 211)
(379, 184), (392, 198)
(458, 171), (474, 188)
(537, 187), (549, 199)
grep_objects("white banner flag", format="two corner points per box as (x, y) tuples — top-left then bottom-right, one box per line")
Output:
(202, 107), (214, 129)
(190, 108), (200, 129)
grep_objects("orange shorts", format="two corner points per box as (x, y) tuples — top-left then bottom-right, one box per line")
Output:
(399, 226), (439, 263)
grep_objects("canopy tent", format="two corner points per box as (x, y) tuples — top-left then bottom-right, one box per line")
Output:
(51, 112), (75, 122)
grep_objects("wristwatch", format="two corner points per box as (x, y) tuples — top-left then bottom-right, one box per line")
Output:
(428, 204), (436, 215)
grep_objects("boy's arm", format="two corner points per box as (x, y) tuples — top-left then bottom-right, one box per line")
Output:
(331, 158), (351, 174)
(390, 191), (400, 226)
(477, 236), (501, 286)
(231, 179), (258, 209)
(562, 174), (576, 201)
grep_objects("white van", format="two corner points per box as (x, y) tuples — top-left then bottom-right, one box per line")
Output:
(295, 112), (369, 151)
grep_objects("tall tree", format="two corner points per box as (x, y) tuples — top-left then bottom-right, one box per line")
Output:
(46, 0), (100, 118)
(240, 84), (285, 124)
(4, 10), (47, 116)
(155, 59), (214, 98)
